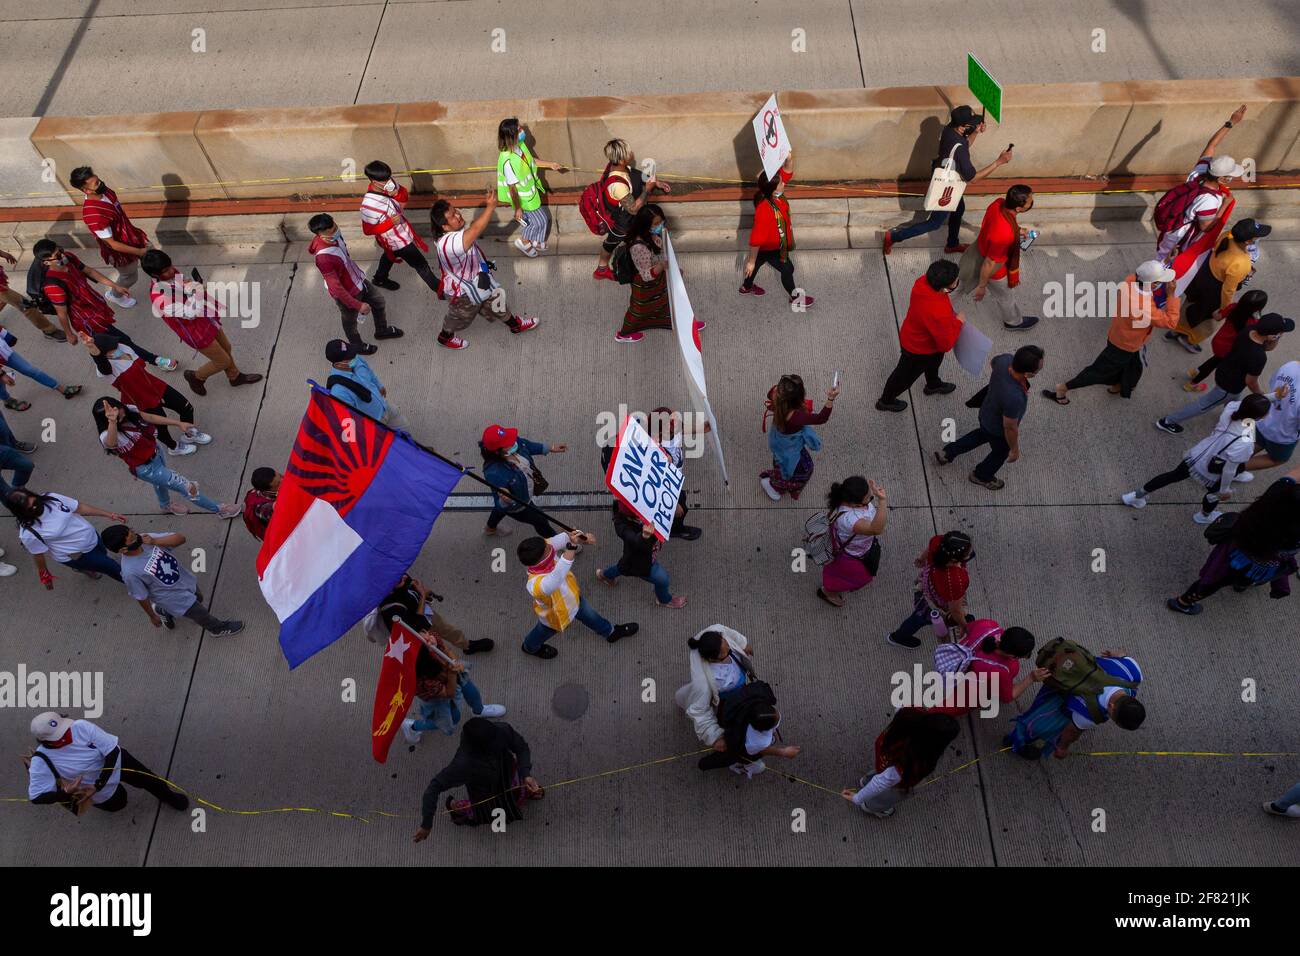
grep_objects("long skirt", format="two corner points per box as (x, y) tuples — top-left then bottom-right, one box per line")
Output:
(760, 449), (814, 498)
(822, 551), (873, 593)
(620, 271), (672, 336)
(1007, 685), (1071, 751)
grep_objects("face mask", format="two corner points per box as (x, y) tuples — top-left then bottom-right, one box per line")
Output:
(505, 442), (519, 455)
(517, 129), (526, 143)
(382, 179), (398, 196)
(651, 224), (664, 236)
(332, 231), (344, 244)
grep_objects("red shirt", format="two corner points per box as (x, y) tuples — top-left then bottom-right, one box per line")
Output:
(898, 275), (962, 355)
(1211, 302), (1258, 359)
(748, 168), (795, 252)
(82, 186), (148, 268)
(112, 356), (168, 409)
(976, 198), (1015, 282)
(43, 252), (116, 334)
(148, 276), (222, 349)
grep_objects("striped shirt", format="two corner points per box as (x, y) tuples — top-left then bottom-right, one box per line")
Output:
(42, 252), (116, 334)
(435, 229), (487, 301)
(82, 186), (147, 268)
(1068, 656), (1142, 730)
(360, 187), (415, 253)
(524, 534), (582, 631)
(148, 275), (222, 349)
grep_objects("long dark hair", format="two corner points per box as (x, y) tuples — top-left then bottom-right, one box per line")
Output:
(826, 476), (870, 512)
(626, 203), (665, 253)
(752, 169), (783, 207)
(769, 374), (806, 426)
(1227, 290), (1268, 329)
(91, 396), (147, 439)
(687, 630), (726, 660)
(881, 710), (960, 789)
(1230, 477), (1300, 559)
(3, 489), (62, 529)
(497, 117), (521, 152)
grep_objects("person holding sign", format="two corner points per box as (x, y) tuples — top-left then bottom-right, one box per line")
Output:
(740, 152), (813, 310)
(882, 106), (1012, 257)
(597, 500), (687, 608)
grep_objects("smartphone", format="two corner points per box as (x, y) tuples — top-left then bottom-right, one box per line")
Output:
(832, 370), (842, 389)
(190, 268), (203, 284)
(1019, 229), (1039, 251)
(1007, 143), (1014, 150)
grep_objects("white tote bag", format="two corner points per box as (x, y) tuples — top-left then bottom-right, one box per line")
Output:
(923, 144), (967, 212)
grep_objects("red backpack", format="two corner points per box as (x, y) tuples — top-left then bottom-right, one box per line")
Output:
(578, 164), (616, 236)
(1153, 177), (1211, 234)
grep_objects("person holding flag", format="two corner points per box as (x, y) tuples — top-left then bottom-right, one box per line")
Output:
(1154, 106), (1247, 263)
(400, 634), (506, 744)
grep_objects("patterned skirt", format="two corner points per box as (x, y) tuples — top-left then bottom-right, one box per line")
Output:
(760, 449), (815, 498)
(620, 271), (672, 335)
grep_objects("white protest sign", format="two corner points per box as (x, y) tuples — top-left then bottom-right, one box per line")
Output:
(604, 416), (685, 541)
(752, 93), (791, 181)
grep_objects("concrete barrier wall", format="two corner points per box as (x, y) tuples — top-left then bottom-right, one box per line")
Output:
(17, 77), (1300, 208)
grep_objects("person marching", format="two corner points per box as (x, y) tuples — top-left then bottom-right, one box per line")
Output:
(1154, 105), (1247, 262)
(648, 406), (705, 539)
(841, 709), (959, 818)
(4, 487), (125, 586)
(596, 500), (687, 608)
(759, 374), (839, 501)
(1183, 290), (1268, 393)
(142, 250), (263, 396)
(615, 205), (678, 344)
(592, 139), (672, 280)
(675, 624), (756, 749)
(241, 467), (280, 542)
(399, 634), (506, 744)
(0, 325), (81, 412)
(496, 117), (567, 257)
(431, 193), (539, 351)
(308, 213), (404, 353)
(360, 160), (441, 294)
(740, 151), (813, 310)
(876, 259), (963, 413)
(0, 246), (64, 340)
(817, 476), (888, 608)
(885, 530), (974, 649)
(1165, 219), (1269, 354)
(957, 184), (1039, 331)
(69, 166), (149, 307)
(480, 424), (564, 538)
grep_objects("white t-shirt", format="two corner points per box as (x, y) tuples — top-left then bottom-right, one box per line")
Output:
(27, 720), (122, 804)
(710, 655), (745, 695)
(1257, 361), (1300, 445)
(834, 504), (877, 557)
(744, 717), (780, 756)
(659, 432), (685, 468)
(16, 494), (99, 562)
(1161, 158), (1225, 244)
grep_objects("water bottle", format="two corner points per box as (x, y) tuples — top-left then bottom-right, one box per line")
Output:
(1019, 229), (1039, 251)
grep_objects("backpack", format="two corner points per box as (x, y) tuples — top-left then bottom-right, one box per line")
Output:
(1035, 637), (1138, 723)
(578, 164), (616, 236)
(934, 620), (1009, 674)
(801, 510), (842, 566)
(610, 242), (636, 285)
(1153, 177), (1210, 234)
(716, 679), (776, 730)
(25, 259), (69, 316)
(1203, 511), (1238, 544)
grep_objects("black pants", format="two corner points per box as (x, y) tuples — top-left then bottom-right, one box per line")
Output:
(601, 227), (628, 254)
(1065, 342), (1143, 397)
(1141, 460), (1223, 513)
(1192, 355), (1221, 385)
(742, 250), (797, 295)
(373, 242), (440, 292)
(698, 748), (753, 771)
(880, 349), (945, 403)
(487, 502), (556, 537)
(95, 749), (181, 811)
(338, 280), (392, 343)
(670, 499), (692, 536)
(101, 325), (160, 365)
(145, 385), (195, 450)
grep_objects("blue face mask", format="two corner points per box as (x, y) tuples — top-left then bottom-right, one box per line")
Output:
(505, 442), (519, 455)
(517, 129), (526, 143)
(651, 224), (664, 236)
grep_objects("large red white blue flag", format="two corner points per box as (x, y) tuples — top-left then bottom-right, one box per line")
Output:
(256, 386), (462, 668)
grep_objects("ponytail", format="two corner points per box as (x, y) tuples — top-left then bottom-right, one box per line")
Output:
(687, 630), (725, 659)
(826, 476), (869, 511)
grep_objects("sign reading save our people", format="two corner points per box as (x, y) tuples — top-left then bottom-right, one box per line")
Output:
(752, 92), (791, 181)
(604, 416), (685, 541)
(966, 53), (1003, 124)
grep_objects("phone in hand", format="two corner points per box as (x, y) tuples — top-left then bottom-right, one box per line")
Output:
(832, 370), (841, 389)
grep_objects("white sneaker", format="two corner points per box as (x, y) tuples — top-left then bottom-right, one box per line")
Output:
(479, 704), (507, 718)
(744, 759), (767, 778)
(1235, 471), (1254, 483)
(167, 441), (197, 457)
(104, 290), (136, 308)
(1192, 509), (1223, 525)
(400, 718), (422, 744)
(164, 501), (189, 515)
(1121, 491), (1146, 509)
(1262, 801), (1300, 818)
(759, 477), (781, 501)
(184, 429), (212, 445)
(0, 561), (17, 577)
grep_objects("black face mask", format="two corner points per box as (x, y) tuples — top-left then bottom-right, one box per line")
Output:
(94, 181), (107, 195)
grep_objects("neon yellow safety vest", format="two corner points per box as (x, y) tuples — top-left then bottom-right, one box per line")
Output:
(497, 144), (543, 211)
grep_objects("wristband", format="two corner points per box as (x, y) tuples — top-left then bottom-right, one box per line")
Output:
(39, 568), (53, 585)
(1224, 121), (1233, 129)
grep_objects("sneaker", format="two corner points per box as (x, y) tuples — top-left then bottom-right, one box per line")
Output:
(217, 503), (242, 519)
(882, 231), (894, 256)
(1003, 316), (1039, 331)
(522, 643), (559, 660)
(743, 759), (767, 778)
(670, 525), (703, 541)
(14, 440), (36, 454)
(1262, 801), (1300, 819)
(1192, 509), (1223, 525)
(183, 370), (207, 396)
(479, 704), (507, 718)
(104, 290), (136, 308)
(0, 562), (17, 577)
(593, 266), (615, 281)
(60, 385), (82, 399)
(43, 328), (67, 342)
(509, 315), (539, 334)
(164, 501), (189, 515)
(791, 293), (815, 310)
(464, 638), (495, 655)
(209, 620), (245, 637)
(886, 632), (922, 649)
(164, 791), (190, 811)
(614, 331), (644, 343)
(596, 568), (618, 587)
(943, 243), (968, 254)
(153, 605), (176, 630)
(875, 398), (908, 413)
(184, 428), (212, 445)
(401, 718), (422, 744)
(922, 381), (956, 396)
(658, 595), (688, 609)
(153, 356), (178, 372)
(1166, 596), (1203, 616)
(438, 333), (469, 350)
(355, 342), (378, 356)
(739, 284), (766, 296)
(1235, 471), (1254, 483)
(1121, 491), (1146, 509)
(167, 441), (197, 457)
(372, 277), (400, 291)
(374, 327), (405, 340)
(933, 450), (951, 467)
(1154, 417), (1183, 435)
(606, 622), (638, 644)
(759, 476), (781, 501)
(968, 472), (1005, 490)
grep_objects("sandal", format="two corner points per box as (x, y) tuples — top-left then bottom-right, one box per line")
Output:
(61, 385), (82, 399)
(1183, 381), (1208, 392)
(817, 587), (845, 608)
(1040, 388), (1070, 406)
(2, 398), (30, 412)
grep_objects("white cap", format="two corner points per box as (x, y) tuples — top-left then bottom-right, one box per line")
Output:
(1136, 260), (1176, 283)
(31, 712), (73, 742)
(1209, 155), (1245, 178)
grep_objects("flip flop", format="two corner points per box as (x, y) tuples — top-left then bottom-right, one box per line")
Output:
(1040, 389), (1070, 406)
(817, 588), (845, 608)
(2, 398), (30, 411)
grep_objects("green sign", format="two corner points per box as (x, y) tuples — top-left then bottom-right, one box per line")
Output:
(967, 53), (1002, 124)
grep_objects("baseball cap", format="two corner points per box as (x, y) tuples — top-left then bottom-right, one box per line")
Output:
(1230, 218), (1271, 242)
(481, 423), (518, 451)
(1254, 313), (1295, 336)
(1135, 260), (1176, 283)
(324, 339), (356, 363)
(31, 712), (73, 742)
(1208, 155), (1245, 179)
(950, 105), (985, 128)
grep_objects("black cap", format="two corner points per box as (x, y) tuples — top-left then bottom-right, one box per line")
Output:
(1255, 313), (1295, 336)
(950, 105), (985, 128)
(92, 333), (120, 353)
(1230, 218), (1271, 242)
(325, 339), (356, 363)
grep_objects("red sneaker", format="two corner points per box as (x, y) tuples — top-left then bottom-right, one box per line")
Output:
(882, 231), (894, 255)
(739, 284), (766, 296)
(593, 266), (615, 281)
(438, 334), (469, 350)
(614, 331), (644, 343)
(791, 294), (815, 310)
(509, 315), (539, 334)
(943, 243), (968, 254)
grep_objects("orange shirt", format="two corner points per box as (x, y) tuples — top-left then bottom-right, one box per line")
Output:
(1107, 275), (1182, 352)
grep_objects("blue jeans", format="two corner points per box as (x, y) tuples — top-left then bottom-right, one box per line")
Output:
(1164, 385), (1238, 426)
(1275, 780), (1300, 810)
(523, 596), (613, 652)
(63, 540), (123, 582)
(412, 677), (484, 735)
(943, 425), (1011, 482)
(0, 352), (60, 400)
(133, 449), (222, 512)
(601, 560), (673, 604)
(0, 411), (32, 492)
(890, 198), (965, 247)
(890, 593), (934, 641)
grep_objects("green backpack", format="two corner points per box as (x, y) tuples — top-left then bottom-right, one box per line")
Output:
(1035, 637), (1138, 723)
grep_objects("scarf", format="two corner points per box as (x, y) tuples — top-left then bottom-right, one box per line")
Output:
(767, 195), (791, 262)
(997, 198), (1021, 289)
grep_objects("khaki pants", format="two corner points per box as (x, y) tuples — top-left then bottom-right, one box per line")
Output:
(195, 329), (241, 382)
(957, 244), (1025, 327)
(442, 289), (509, 335)
(0, 288), (57, 334)
(116, 261), (139, 291)
(427, 609), (467, 651)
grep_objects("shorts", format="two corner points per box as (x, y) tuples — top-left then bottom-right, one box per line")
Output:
(1259, 434), (1297, 463)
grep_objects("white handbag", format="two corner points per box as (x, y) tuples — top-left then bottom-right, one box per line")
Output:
(923, 144), (968, 212)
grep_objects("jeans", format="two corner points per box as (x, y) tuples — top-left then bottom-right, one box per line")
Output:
(1164, 385), (1238, 425)
(523, 596), (613, 652)
(890, 198), (964, 247)
(601, 560), (673, 603)
(63, 541), (123, 581)
(337, 281), (391, 342)
(889, 594), (934, 642)
(412, 677), (485, 735)
(879, 349), (945, 403)
(0, 351), (60, 400)
(1275, 780), (1300, 811)
(133, 449), (222, 512)
(488, 502), (556, 537)
(373, 242), (440, 292)
(943, 425), (1011, 481)
(0, 444), (33, 493)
